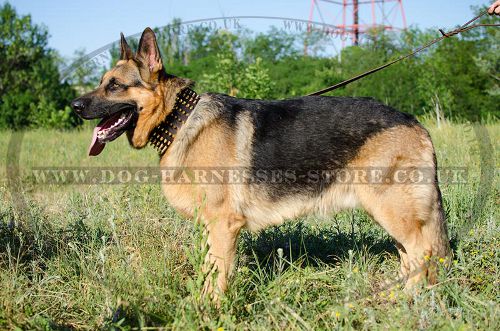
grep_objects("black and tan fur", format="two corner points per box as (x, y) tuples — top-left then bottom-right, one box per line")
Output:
(72, 28), (451, 299)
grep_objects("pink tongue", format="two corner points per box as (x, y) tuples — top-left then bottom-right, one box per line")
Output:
(88, 125), (106, 156)
(88, 112), (126, 156)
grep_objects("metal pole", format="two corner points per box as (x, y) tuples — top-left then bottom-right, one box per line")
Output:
(371, 0), (376, 27)
(399, 0), (408, 28)
(342, 0), (347, 48)
(353, 0), (359, 45)
(305, 0), (316, 56)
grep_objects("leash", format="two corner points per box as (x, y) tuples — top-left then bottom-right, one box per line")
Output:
(308, 10), (500, 96)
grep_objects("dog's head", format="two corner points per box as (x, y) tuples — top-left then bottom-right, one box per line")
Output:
(71, 28), (192, 156)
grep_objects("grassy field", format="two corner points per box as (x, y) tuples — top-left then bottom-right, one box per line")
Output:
(0, 122), (498, 330)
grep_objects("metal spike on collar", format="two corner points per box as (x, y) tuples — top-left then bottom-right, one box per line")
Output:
(149, 88), (200, 156)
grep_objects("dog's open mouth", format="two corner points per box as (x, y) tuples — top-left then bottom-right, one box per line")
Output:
(89, 110), (137, 156)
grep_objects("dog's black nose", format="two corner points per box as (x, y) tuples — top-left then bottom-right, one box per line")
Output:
(71, 99), (86, 112)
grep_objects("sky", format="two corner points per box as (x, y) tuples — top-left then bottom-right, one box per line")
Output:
(6, 0), (490, 58)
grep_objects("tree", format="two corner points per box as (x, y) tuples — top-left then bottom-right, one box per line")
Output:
(66, 48), (106, 94)
(0, 3), (79, 129)
(198, 31), (274, 99)
(243, 27), (299, 62)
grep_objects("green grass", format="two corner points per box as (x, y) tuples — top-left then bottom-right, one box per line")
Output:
(0, 122), (498, 330)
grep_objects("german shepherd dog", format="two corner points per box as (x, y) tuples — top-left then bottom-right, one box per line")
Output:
(71, 28), (450, 299)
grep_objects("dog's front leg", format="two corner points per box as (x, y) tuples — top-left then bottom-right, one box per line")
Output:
(202, 214), (245, 301)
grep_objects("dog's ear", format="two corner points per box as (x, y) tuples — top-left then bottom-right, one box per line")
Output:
(136, 27), (163, 82)
(120, 32), (133, 61)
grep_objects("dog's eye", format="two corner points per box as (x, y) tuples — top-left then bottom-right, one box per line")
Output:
(108, 82), (121, 91)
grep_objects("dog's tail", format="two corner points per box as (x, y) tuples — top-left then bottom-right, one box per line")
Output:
(420, 153), (451, 284)
(429, 180), (451, 259)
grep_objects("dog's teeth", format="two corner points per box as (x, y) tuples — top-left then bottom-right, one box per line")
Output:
(97, 114), (127, 139)
(110, 118), (123, 128)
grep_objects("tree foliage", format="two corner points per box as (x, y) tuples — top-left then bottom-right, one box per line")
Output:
(2, 3), (497, 130)
(198, 31), (273, 99)
(0, 3), (79, 129)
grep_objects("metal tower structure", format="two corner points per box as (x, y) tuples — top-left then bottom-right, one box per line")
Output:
(307, 0), (407, 48)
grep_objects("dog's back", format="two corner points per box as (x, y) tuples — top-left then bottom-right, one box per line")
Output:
(216, 95), (418, 171)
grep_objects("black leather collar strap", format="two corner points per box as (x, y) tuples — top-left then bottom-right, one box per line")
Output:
(149, 88), (200, 156)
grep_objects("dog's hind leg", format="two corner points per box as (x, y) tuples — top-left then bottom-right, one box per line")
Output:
(351, 125), (450, 289)
(357, 181), (450, 289)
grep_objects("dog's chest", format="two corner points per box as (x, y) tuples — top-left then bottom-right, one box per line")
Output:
(158, 120), (240, 217)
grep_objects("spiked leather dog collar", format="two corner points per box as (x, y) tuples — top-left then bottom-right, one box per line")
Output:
(149, 88), (200, 156)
